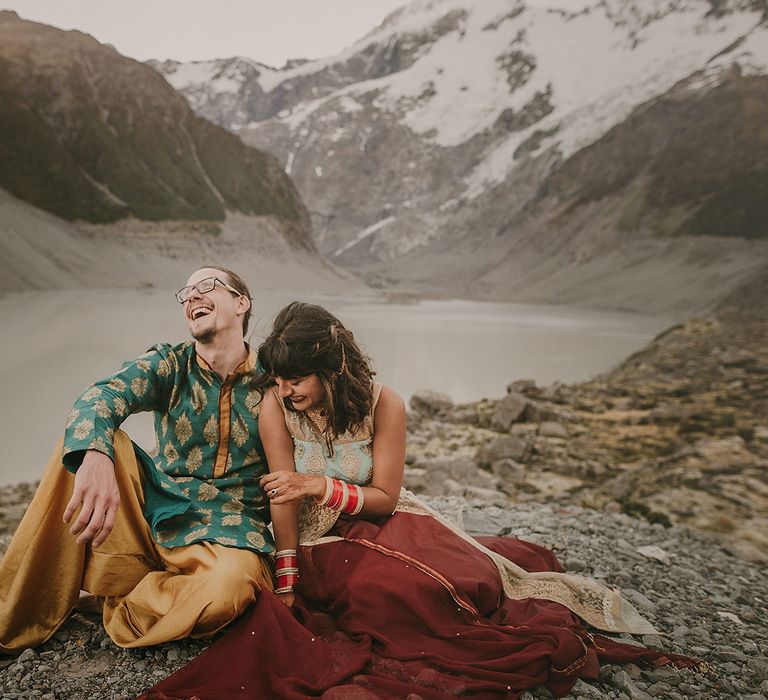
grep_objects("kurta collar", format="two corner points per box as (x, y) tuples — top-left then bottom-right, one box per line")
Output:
(196, 343), (255, 378)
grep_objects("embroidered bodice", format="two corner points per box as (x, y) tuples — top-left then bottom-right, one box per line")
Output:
(277, 383), (382, 486)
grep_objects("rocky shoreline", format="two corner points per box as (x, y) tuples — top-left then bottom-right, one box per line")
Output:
(1, 311), (766, 699)
(405, 313), (768, 563)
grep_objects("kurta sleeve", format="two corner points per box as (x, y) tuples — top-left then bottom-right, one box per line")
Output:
(62, 343), (176, 472)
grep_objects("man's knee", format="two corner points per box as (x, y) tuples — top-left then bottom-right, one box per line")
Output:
(199, 550), (268, 602)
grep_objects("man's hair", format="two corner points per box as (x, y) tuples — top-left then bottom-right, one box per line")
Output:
(197, 265), (253, 336)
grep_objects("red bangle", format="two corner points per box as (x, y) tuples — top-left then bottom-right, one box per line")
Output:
(318, 478), (365, 515)
(275, 549), (299, 593)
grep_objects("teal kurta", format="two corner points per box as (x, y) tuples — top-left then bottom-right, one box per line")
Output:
(62, 341), (273, 554)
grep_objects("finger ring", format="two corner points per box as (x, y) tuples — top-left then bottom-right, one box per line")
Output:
(269, 488), (278, 496)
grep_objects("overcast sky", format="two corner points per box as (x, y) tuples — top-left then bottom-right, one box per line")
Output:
(2, 0), (407, 65)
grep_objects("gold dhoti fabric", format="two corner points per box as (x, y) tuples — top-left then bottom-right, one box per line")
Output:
(0, 431), (272, 652)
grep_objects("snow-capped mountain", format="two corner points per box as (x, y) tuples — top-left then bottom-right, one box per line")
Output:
(153, 0), (768, 312)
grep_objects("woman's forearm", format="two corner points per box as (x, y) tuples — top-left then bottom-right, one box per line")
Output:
(270, 501), (299, 552)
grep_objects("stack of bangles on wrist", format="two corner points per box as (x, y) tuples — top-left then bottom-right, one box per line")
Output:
(275, 549), (299, 594)
(317, 476), (364, 515)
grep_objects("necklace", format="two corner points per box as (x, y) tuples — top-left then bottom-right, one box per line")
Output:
(304, 405), (328, 435)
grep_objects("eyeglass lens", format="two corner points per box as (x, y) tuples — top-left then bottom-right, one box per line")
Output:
(176, 277), (217, 302)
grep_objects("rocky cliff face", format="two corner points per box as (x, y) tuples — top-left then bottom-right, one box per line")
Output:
(0, 11), (310, 248)
(155, 0), (768, 312)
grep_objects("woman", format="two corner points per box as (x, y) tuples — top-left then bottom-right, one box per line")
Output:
(142, 302), (695, 700)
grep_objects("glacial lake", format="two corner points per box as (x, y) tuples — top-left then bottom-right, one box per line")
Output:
(0, 289), (673, 484)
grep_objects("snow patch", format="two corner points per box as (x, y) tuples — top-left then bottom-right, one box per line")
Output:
(333, 216), (397, 257)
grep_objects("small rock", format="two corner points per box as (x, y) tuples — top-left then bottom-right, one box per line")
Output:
(641, 635), (664, 650)
(612, 669), (651, 700)
(714, 648), (748, 662)
(564, 557), (587, 572)
(717, 611), (743, 625)
(622, 589), (655, 613)
(646, 681), (671, 696)
(570, 678), (603, 697)
(748, 658), (768, 681)
(17, 648), (37, 663)
(719, 661), (742, 673)
(635, 545), (671, 565)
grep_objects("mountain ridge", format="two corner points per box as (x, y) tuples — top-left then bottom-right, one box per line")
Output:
(153, 0), (768, 313)
(0, 10), (310, 249)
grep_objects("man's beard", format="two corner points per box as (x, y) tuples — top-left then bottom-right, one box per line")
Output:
(191, 325), (216, 343)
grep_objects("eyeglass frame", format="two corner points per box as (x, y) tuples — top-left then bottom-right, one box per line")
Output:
(175, 276), (244, 304)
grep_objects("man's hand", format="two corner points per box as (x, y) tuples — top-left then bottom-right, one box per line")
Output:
(63, 450), (120, 547)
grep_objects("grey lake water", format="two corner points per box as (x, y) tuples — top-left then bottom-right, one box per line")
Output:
(0, 289), (673, 484)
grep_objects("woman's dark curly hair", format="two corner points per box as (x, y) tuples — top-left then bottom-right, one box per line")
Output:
(253, 302), (375, 454)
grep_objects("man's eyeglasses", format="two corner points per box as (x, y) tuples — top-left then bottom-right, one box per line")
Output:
(175, 277), (242, 304)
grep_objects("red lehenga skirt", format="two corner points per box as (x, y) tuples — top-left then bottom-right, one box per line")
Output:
(140, 503), (696, 700)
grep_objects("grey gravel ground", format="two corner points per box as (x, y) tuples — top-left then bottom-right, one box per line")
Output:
(1, 498), (766, 699)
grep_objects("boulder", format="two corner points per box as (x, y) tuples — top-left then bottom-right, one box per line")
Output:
(403, 459), (499, 497)
(524, 401), (572, 424)
(409, 390), (454, 416)
(490, 458), (526, 481)
(477, 434), (533, 465)
(462, 485), (508, 506)
(442, 405), (479, 425)
(490, 459), (527, 494)
(490, 391), (528, 432)
(506, 379), (536, 394)
(719, 349), (758, 367)
(539, 421), (568, 438)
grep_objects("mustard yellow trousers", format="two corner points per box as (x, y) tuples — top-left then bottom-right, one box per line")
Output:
(0, 431), (272, 652)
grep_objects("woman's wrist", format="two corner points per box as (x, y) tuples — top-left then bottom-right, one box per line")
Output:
(309, 475), (328, 499)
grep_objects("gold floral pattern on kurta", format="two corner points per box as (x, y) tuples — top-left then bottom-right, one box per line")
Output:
(62, 341), (272, 554)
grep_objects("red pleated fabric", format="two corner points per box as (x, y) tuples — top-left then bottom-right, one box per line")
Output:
(140, 513), (694, 700)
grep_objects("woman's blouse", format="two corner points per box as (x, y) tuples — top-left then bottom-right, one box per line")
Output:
(276, 383), (383, 486)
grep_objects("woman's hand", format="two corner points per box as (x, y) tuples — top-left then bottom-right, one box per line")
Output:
(277, 591), (296, 607)
(260, 471), (325, 505)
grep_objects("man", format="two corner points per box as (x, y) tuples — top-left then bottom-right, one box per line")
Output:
(0, 266), (274, 651)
